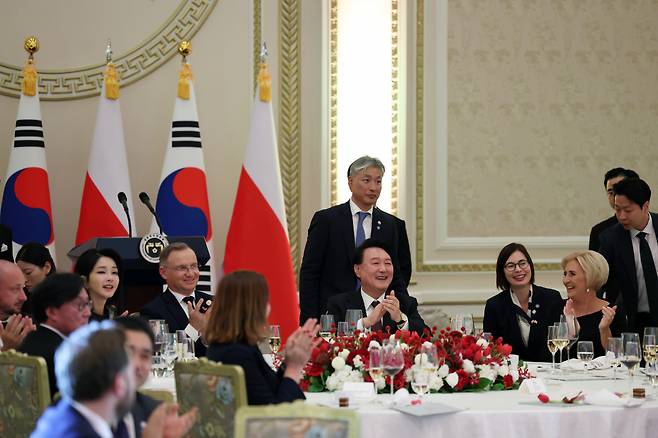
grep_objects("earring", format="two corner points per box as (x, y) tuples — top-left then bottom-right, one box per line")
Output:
(586, 288), (590, 293)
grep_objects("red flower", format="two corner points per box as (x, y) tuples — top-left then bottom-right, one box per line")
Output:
(299, 379), (310, 392)
(503, 374), (514, 388)
(538, 393), (550, 403)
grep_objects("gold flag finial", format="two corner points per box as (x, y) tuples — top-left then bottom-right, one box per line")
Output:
(177, 41), (193, 99)
(104, 40), (120, 100)
(257, 42), (271, 102)
(22, 36), (39, 96)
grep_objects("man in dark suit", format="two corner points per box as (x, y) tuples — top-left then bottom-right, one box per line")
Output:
(0, 260), (35, 351)
(600, 178), (658, 335)
(589, 167), (639, 252)
(324, 239), (426, 335)
(300, 156), (412, 324)
(0, 224), (13, 262)
(140, 242), (212, 357)
(19, 274), (90, 398)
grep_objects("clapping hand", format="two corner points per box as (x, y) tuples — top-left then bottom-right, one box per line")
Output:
(187, 299), (211, 332)
(382, 290), (402, 323)
(599, 305), (617, 330)
(362, 301), (386, 329)
(282, 318), (321, 383)
(142, 403), (197, 438)
(0, 314), (35, 351)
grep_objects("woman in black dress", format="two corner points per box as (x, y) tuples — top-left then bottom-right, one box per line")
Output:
(483, 243), (563, 362)
(74, 248), (123, 321)
(561, 250), (622, 358)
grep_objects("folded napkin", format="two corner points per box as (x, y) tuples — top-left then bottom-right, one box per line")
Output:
(560, 356), (610, 371)
(584, 389), (643, 407)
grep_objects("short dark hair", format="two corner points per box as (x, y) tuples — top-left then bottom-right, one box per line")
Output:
(15, 242), (56, 273)
(613, 177), (651, 207)
(31, 273), (85, 324)
(353, 239), (393, 265)
(114, 316), (155, 349)
(603, 167), (639, 187)
(159, 242), (193, 266)
(55, 321), (129, 402)
(495, 243), (536, 290)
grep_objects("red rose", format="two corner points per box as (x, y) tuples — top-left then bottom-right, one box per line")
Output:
(503, 374), (513, 388)
(501, 344), (513, 356)
(299, 379), (310, 391)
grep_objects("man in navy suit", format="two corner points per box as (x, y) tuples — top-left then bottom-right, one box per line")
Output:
(0, 260), (34, 351)
(0, 224), (12, 262)
(324, 239), (426, 335)
(600, 178), (658, 334)
(140, 242), (212, 356)
(299, 156), (412, 324)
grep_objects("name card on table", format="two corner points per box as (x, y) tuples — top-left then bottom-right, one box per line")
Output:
(519, 378), (547, 394)
(342, 382), (376, 400)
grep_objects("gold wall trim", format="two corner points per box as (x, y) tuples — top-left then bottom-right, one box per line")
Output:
(279, 0), (302, 269)
(390, 0), (399, 216)
(253, 0), (262, 93)
(0, 0), (218, 101)
(329, 0), (338, 206)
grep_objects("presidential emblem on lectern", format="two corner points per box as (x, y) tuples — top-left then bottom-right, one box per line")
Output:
(139, 233), (169, 264)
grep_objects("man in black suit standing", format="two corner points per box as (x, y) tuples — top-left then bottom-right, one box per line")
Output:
(599, 178), (658, 334)
(299, 156), (412, 324)
(0, 224), (12, 262)
(589, 167), (639, 252)
(324, 239), (426, 335)
(140, 242), (212, 356)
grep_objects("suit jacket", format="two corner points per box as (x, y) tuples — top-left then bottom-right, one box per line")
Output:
(589, 215), (618, 252)
(299, 201), (412, 323)
(30, 399), (101, 438)
(599, 212), (658, 330)
(140, 289), (213, 357)
(19, 325), (64, 399)
(482, 286), (563, 363)
(324, 289), (427, 335)
(131, 392), (161, 437)
(0, 224), (12, 262)
(206, 342), (305, 405)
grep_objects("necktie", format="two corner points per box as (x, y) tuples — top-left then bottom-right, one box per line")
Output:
(637, 232), (658, 317)
(182, 295), (195, 306)
(355, 211), (370, 247)
(370, 300), (383, 332)
(112, 419), (129, 438)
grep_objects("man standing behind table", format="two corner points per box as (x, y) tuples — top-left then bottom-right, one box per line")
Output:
(324, 239), (426, 335)
(299, 156), (412, 324)
(599, 178), (658, 335)
(0, 260), (35, 351)
(140, 242), (212, 357)
(589, 167), (639, 252)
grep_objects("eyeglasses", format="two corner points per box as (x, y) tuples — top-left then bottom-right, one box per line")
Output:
(504, 260), (529, 272)
(72, 299), (93, 312)
(168, 263), (200, 273)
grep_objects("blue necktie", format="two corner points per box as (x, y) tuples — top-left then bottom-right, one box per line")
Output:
(355, 211), (370, 248)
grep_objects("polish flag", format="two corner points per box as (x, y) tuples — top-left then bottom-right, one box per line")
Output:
(75, 64), (135, 245)
(223, 62), (299, 342)
(1, 63), (56, 259)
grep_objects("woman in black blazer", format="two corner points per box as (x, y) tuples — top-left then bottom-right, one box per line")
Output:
(483, 243), (563, 362)
(205, 271), (320, 405)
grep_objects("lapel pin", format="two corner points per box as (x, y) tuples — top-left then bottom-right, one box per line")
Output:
(532, 309), (536, 314)
(535, 304), (540, 308)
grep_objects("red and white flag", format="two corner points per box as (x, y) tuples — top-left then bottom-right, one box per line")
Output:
(224, 61), (299, 342)
(75, 62), (135, 245)
(1, 53), (56, 259)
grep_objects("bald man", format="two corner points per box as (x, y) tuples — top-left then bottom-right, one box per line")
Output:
(0, 260), (35, 350)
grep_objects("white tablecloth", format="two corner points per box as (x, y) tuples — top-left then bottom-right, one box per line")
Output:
(142, 367), (658, 438)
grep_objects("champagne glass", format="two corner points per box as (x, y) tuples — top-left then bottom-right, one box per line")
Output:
(345, 309), (363, 335)
(547, 325), (558, 372)
(368, 346), (383, 386)
(621, 341), (640, 393)
(319, 314), (334, 342)
(606, 337), (623, 380)
(577, 341), (594, 371)
(555, 322), (569, 369)
(561, 314), (579, 360)
(382, 341), (404, 399)
(337, 321), (349, 337)
(643, 334), (656, 365)
(269, 325), (281, 354)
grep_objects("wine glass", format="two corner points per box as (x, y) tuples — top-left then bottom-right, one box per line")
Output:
(645, 359), (658, 399)
(411, 368), (430, 400)
(368, 345), (383, 386)
(621, 341), (640, 393)
(577, 341), (594, 371)
(149, 320), (169, 356)
(606, 337), (623, 380)
(336, 321), (349, 337)
(345, 309), (363, 335)
(160, 333), (178, 377)
(561, 314), (579, 360)
(547, 325), (558, 372)
(319, 314), (334, 342)
(643, 334), (656, 365)
(382, 341), (404, 399)
(269, 325), (281, 354)
(451, 314), (474, 335)
(420, 343), (439, 374)
(555, 321), (569, 368)
(151, 355), (166, 378)
(179, 337), (196, 361)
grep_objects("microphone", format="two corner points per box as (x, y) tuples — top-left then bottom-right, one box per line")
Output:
(117, 192), (132, 238)
(139, 192), (164, 235)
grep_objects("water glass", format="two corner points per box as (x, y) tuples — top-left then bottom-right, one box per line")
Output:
(337, 321), (349, 337)
(606, 337), (623, 379)
(451, 314), (474, 335)
(577, 341), (594, 370)
(160, 333), (178, 376)
(149, 320), (169, 355)
(645, 360), (658, 398)
(319, 314), (335, 341)
(151, 355), (166, 378)
(179, 337), (196, 361)
(345, 309), (363, 334)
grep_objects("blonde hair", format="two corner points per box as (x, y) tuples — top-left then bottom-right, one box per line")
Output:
(561, 250), (609, 291)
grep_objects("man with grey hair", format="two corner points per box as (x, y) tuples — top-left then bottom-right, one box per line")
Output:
(299, 155), (411, 324)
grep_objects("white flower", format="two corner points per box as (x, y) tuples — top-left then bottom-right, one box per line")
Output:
(414, 353), (428, 366)
(400, 343), (410, 351)
(446, 372), (459, 388)
(375, 377), (386, 390)
(326, 374), (340, 391)
(476, 338), (489, 348)
(429, 373), (444, 391)
(388, 334), (397, 344)
(404, 368), (414, 382)
(462, 359), (475, 374)
(497, 364), (509, 377)
(331, 356), (346, 370)
(422, 341), (434, 349)
(339, 349), (350, 359)
(368, 340), (381, 350)
(510, 369), (519, 383)
(438, 364), (450, 378)
(477, 365), (495, 382)
(353, 355), (363, 369)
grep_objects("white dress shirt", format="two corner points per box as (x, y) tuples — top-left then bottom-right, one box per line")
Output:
(169, 290), (200, 341)
(630, 214), (658, 313)
(349, 199), (374, 241)
(510, 287), (533, 347)
(70, 400), (114, 438)
(356, 289), (408, 331)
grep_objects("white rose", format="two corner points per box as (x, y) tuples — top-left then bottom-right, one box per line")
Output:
(438, 364), (450, 378)
(462, 359), (475, 374)
(331, 356), (346, 370)
(375, 377), (386, 390)
(400, 343), (410, 351)
(422, 341), (434, 349)
(326, 374), (340, 391)
(339, 349), (350, 359)
(368, 340), (381, 350)
(476, 338), (488, 348)
(414, 353), (429, 366)
(446, 372), (459, 388)
(353, 355), (363, 369)
(388, 334), (397, 344)
(497, 364), (509, 377)
(429, 374), (444, 391)
(477, 365), (495, 382)
(510, 369), (519, 383)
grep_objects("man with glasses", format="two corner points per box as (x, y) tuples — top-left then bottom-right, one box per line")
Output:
(140, 242), (212, 356)
(19, 273), (91, 398)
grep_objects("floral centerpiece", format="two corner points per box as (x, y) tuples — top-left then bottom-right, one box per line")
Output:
(300, 327), (529, 393)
